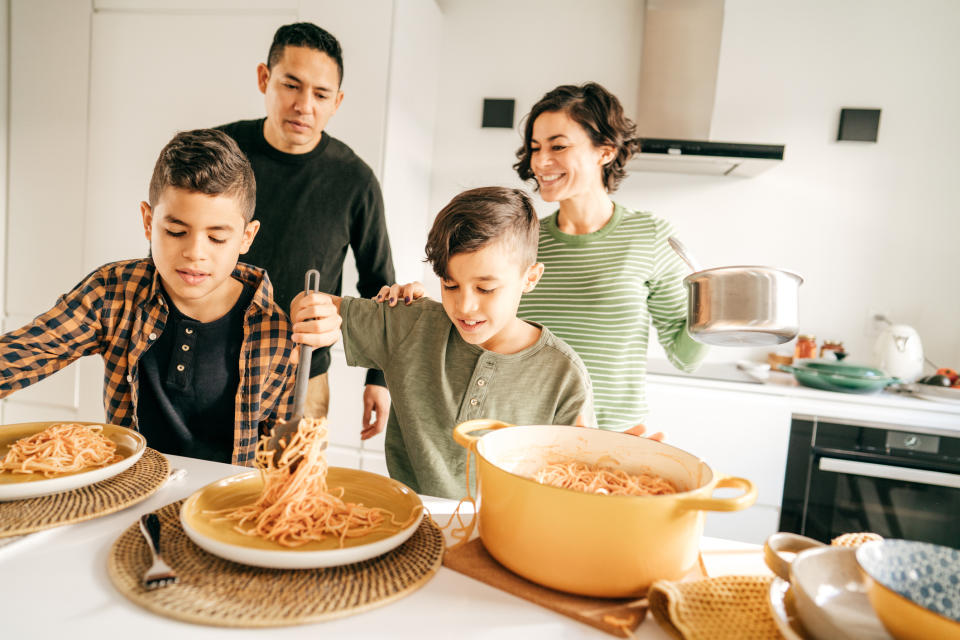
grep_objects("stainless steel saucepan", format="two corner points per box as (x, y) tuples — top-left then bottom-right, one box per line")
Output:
(668, 237), (803, 347)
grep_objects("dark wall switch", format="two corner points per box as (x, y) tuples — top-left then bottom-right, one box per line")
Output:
(838, 108), (881, 142)
(482, 98), (515, 128)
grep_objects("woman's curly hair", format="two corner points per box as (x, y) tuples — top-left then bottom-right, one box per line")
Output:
(514, 82), (639, 194)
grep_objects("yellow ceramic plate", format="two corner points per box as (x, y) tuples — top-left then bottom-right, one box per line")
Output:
(180, 468), (424, 569)
(0, 421), (146, 501)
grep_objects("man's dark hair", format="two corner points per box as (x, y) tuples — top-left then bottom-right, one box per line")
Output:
(267, 22), (344, 86)
(148, 129), (257, 222)
(425, 187), (539, 280)
(514, 82), (639, 193)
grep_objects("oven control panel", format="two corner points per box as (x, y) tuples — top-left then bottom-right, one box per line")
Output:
(885, 430), (940, 454)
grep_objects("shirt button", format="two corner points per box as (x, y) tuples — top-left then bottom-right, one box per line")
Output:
(126, 374), (133, 382)
(148, 333), (157, 340)
(185, 328), (194, 335)
(176, 364), (185, 372)
(477, 379), (486, 387)
(181, 344), (190, 352)
(470, 398), (479, 406)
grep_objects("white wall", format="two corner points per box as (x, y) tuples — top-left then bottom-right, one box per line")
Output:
(427, 0), (644, 290)
(429, 0), (960, 370)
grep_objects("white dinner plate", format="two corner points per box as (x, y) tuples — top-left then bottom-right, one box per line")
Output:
(180, 468), (424, 569)
(769, 577), (807, 640)
(906, 383), (960, 405)
(0, 421), (146, 501)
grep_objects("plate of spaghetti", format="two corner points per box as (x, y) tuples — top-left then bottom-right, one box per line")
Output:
(0, 421), (146, 501)
(180, 417), (423, 569)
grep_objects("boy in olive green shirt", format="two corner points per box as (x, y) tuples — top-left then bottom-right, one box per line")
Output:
(291, 187), (594, 499)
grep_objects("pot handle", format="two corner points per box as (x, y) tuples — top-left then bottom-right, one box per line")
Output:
(452, 419), (515, 451)
(763, 532), (826, 581)
(675, 475), (758, 512)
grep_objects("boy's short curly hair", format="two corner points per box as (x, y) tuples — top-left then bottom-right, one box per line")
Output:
(514, 82), (639, 194)
(425, 187), (539, 280)
(268, 22), (343, 87)
(148, 129), (256, 222)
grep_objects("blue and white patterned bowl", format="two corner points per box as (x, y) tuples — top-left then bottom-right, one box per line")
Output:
(856, 539), (960, 639)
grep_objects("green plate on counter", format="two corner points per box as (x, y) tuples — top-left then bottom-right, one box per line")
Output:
(780, 361), (899, 394)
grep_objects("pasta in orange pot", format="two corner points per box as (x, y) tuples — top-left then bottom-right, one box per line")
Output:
(533, 461), (677, 496)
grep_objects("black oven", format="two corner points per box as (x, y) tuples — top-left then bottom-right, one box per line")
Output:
(780, 415), (960, 547)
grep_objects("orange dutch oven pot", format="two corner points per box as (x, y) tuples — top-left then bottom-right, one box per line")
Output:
(453, 419), (758, 598)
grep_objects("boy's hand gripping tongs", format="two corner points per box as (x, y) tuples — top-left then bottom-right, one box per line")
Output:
(266, 269), (323, 469)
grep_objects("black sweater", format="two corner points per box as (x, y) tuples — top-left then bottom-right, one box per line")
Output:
(218, 119), (395, 384)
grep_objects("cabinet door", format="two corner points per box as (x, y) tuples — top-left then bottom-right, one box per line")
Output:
(646, 381), (792, 543)
(4, 0), (95, 421)
(84, 11), (293, 272)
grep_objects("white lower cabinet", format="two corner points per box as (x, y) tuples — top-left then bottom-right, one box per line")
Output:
(326, 444), (361, 471)
(704, 505), (781, 546)
(360, 450), (389, 477)
(645, 380), (793, 544)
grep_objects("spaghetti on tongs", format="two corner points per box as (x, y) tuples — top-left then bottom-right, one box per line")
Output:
(533, 460), (678, 496)
(0, 423), (121, 477)
(208, 417), (418, 548)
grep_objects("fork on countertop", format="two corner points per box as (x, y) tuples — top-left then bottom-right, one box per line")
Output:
(139, 513), (179, 589)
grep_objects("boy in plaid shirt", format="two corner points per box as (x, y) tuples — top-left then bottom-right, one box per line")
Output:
(0, 129), (340, 464)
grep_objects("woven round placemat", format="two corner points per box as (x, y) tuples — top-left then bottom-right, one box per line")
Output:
(0, 448), (169, 537)
(107, 500), (445, 627)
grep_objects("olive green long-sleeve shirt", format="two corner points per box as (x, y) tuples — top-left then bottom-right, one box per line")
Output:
(340, 297), (594, 499)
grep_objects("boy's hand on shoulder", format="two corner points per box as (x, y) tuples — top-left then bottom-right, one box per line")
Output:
(572, 416), (665, 441)
(623, 423), (665, 441)
(290, 291), (342, 363)
(373, 282), (426, 307)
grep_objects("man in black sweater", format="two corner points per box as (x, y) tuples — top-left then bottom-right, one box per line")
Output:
(217, 22), (394, 440)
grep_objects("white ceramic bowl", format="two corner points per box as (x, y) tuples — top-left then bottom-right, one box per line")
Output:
(764, 532), (891, 640)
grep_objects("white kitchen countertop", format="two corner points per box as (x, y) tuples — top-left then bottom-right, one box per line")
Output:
(1, 454), (765, 640)
(647, 359), (960, 433)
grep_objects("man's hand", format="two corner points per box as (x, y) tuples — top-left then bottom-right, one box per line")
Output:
(361, 384), (390, 440)
(373, 282), (426, 307)
(290, 291), (342, 364)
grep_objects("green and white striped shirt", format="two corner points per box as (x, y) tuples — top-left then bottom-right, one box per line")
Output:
(518, 203), (708, 430)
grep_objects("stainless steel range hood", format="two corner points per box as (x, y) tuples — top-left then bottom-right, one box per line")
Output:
(629, 0), (784, 177)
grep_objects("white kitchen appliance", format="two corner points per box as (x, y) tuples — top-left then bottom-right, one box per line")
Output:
(872, 324), (924, 382)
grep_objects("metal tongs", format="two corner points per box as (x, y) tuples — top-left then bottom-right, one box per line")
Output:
(266, 269), (323, 469)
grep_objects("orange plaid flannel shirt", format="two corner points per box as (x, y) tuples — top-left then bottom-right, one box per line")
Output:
(0, 259), (295, 465)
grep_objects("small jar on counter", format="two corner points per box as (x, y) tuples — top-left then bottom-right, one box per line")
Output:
(820, 340), (845, 360)
(794, 334), (817, 360)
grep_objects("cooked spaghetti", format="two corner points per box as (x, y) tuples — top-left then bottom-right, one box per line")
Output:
(0, 423), (121, 477)
(207, 417), (417, 548)
(533, 460), (678, 496)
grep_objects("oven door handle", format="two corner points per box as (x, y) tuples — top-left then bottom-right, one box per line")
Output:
(818, 457), (960, 489)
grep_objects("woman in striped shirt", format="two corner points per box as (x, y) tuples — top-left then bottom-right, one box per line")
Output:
(514, 83), (708, 431)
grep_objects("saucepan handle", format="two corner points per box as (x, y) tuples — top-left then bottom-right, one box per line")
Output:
(675, 475), (758, 512)
(763, 532), (826, 581)
(452, 419), (514, 451)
